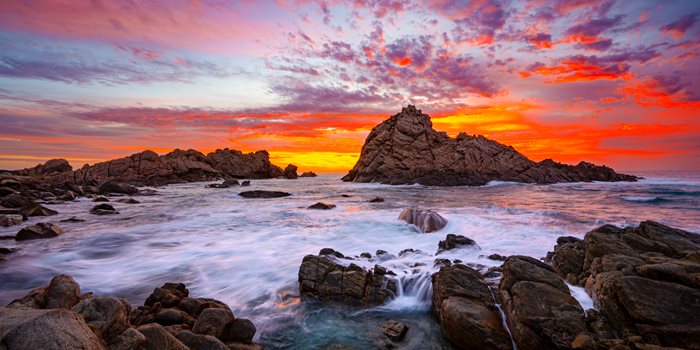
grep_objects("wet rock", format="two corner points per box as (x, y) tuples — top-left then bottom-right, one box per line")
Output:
(545, 236), (586, 283)
(299, 171), (317, 177)
(319, 247), (345, 258)
(108, 328), (146, 350)
(432, 264), (512, 350)
(45, 274), (82, 309)
(0, 214), (24, 227)
(398, 207), (447, 233)
(282, 164), (298, 179)
(155, 308), (189, 326)
(380, 320), (408, 342)
(240, 180), (251, 186)
(73, 297), (131, 341)
(0, 186), (18, 196)
(61, 216), (86, 222)
(308, 202), (336, 210)
(239, 190), (291, 198)
(0, 307), (106, 350)
(93, 196), (110, 202)
(145, 283), (189, 308)
(191, 307), (234, 338)
(360, 252), (372, 259)
(499, 256), (585, 349)
(226, 342), (264, 350)
(16, 222), (64, 240)
(19, 201), (58, 216)
(116, 198), (140, 204)
(99, 181), (138, 195)
(487, 254), (507, 261)
(437, 234), (479, 254)
(342, 105), (637, 186)
(222, 318), (256, 343)
(59, 191), (76, 201)
(176, 330), (229, 350)
(91, 203), (119, 215)
(137, 323), (189, 350)
(0, 194), (32, 208)
(368, 197), (385, 203)
(178, 297), (230, 317)
(298, 252), (398, 306)
(208, 179), (239, 188)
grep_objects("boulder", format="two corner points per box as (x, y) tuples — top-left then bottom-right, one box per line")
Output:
(222, 318), (256, 343)
(308, 202), (336, 210)
(178, 297), (230, 317)
(145, 283), (189, 308)
(0, 186), (18, 196)
(0, 307), (106, 350)
(99, 181), (138, 195)
(298, 252), (398, 306)
(176, 330), (229, 350)
(437, 234), (479, 254)
(137, 323), (189, 350)
(398, 208), (447, 233)
(1, 194), (31, 209)
(19, 201), (58, 216)
(239, 190), (292, 198)
(0, 214), (24, 227)
(282, 164), (298, 179)
(432, 264), (512, 350)
(91, 203), (119, 215)
(380, 320), (408, 342)
(108, 328), (147, 350)
(116, 198), (140, 204)
(299, 171), (317, 177)
(154, 308), (189, 326)
(240, 180), (251, 186)
(368, 197), (385, 203)
(73, 297), (131, 341)
(191, 307), (234, 338)
(93, 196), (110, 202)
(16, 222), (64, 240)
(342, 105), (637, 186)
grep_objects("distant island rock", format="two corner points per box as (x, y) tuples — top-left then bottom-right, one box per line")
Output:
(12, 148), (298, 187)
(342, 105), (638, 186)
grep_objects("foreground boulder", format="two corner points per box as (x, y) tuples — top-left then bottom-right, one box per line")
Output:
(239, 190), (292, 198)
(499, 256), (586, 349)
(73, 297), (132, 341)
(15, 222), (64, 241)
(342, 105), (637, 186)
(436, 234), (479, 254)
(298, 249), (398, 306)
(8, 274), (81, 309)
(398, 207), (447, 233)
(432, 264), (512, 350)
(547, 221), (700, 349)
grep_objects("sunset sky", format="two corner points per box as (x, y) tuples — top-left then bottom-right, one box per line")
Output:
(1, 0), (699, 172)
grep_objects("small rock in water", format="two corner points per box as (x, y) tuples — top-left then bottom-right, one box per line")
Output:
(487, 254), (507, 261)
(91, 203), (119, 215)
(380, 320), (408, 342)
(368, 197), (385, 203)
(239, 190), (291, 198)
(117, 198), (140, 204)
(299, 171), (317, 177)
(16, 222), (64, 240)
(61, 216), (86, 223)
(92, 196), (110, 202)
(308, 202), (336, 210)
(240, 180), (251, 186)
(19, 202), (58, 217)
(436, 234), (479, 254)
(0, 214), (24, 227)
(360, 252), (372, 259)
(341, 194), (353, 197)
(99, 181), (138, 195)
(398, 207), (447, 233)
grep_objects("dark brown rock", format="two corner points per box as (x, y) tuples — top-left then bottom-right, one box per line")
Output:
(380, 320), (408, 342)
(116, 198), (140, 204)
(108, 328), (146, 350)
(222, 318), (256, 343)
(0, 214), (24, 227)
(73, 297), (131, 341)
(0, 194), (31, 208)
(398, 207), (447, 233)
(99, 181), (138, 195)
(145, 283), (189, 308)
(368, 196), (385, 203)
(343, 105), (637, 186)
(299, 171), (317, 177)
(178, 297), (230, 317)
(176, 330), (229, 350)
(93, 196), (110, 202)
(437, 234), (479, 254)
(239, 190), (291, 198)
(137, 323), (189, 350)
(16, 159), (72, 175)
(91, 203), (119, 215)
(19, 201), (58, 216)
(16, 222), (64, 240)
(282, 164), (298, 179)
(155, 308), (189, 326)
(308, 202), (336, 210)
(191, 308), (234, 338)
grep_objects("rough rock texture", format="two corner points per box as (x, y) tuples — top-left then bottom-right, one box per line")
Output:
(298, 250), (398, 306)
(176, 330), (229, 350)
(380, 320), (408, 342)
(499, 256), (586, 350)
(239, 190), (292, 198)
(137, 323), (189, 350)
(73, 297), (131, 341)
(15, 222), (64, 240)
(437, 234), (479, 254)
(398, 207), (447, 233)
(343, 105), (638, 186)
(108, 328), (146, 350)
(0, 214), (23, 227)
(15, 159), (73, 175)
(0, 307), (106, 350)
(282, 164), (298, 179)
(19, 201), (58, 216)
(191, 308), (234, 338)
(547, 221), (700, 349)
(432, 264), (512, 350)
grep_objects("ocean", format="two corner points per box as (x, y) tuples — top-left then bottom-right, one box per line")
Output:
(1, 172), (698, 349)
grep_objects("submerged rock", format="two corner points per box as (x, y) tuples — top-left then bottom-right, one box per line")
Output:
(15, 222), (64, 241)
(239, 190), (291, 198)
(368, 197), (385, 203)
(342, 105), (637, 186)
(398, 207), (447, 233)
(308, 202), (336, 210)
(116, 197), (140, 204)
(436, 234), (479, 254)
(91, 203), (119, 215)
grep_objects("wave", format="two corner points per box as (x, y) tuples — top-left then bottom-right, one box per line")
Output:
(620, 196), (667, 203)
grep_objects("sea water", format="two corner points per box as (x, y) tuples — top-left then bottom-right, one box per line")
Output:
(1, 172), (698, 348)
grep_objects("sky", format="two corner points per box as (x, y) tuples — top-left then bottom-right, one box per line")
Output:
(1, 0), (699, 173)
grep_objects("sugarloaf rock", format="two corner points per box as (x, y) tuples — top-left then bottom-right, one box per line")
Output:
(342, 105), (637, 186)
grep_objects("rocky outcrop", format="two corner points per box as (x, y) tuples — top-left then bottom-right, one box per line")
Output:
(299, 171), (318, 178)
(14, 158), (72, 175)
(432, 264), (512, 350)
(282, 164), (298, 179)
(398, 207), (447, 233)
(298, 249), (398, 306)
(546, 221), (700, 349)
(342, 105), (638, 186)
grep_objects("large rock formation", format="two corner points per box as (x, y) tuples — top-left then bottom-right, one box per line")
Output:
(342, 105), (637, 186)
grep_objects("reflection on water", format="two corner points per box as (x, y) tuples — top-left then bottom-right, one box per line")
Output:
(0, 172), (698, 348)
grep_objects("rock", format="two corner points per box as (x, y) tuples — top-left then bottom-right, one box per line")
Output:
(116, 198), (140, 204)
(226, 342), (263, 350)
(0, 186), (18, 196)
(571, 333), (596, 350)
(545, 236), (586, 283)
(191, 308), (234, 338)
(222, 318), (256, 343)
(499, 256), (585, 349)
(437, 234), (479, 254)
(207, 148), (284, 179)
(19, 201), (58, 216)
(99, 181), (138, 195)
(91, 203), (119, 215)
(155, 308), (189, 326)
(45, 274), (82, 309)
(137, 323), (189, 350)
(432, 264), (512, 350)
(240, 180), (250, 186)
(239, 190), (291, 198)
(398, 207), (447, 233)
(342, 105), (637, 186)
(0, 247), (18, 254)
(319, 247), (345, 258)
(368, 197), (385, 203)
(380, 320), (408, 342)
(298, 253), (397, 306)
(299, 171), (317, 177)
(282, 164), (298, 179)
(208, 179), (240, 188)
(59, 191), (76, 201)
(0, 214), (24, 227)
(108, 328), (147, 350)
(93, 196), (110, 202)
(176, 330), (229, 350)
(145, 283), (189, 308)
(17, 159), (72, 175)
(16, 222), (64, 240)
(61, 216), (86, 222)
(308, 202), (336, 210)
(0, 194), (31, 208)
(178, 297), (230, 317)
(488, 254), (507, 261)
(73, 297), (131, 341)
(0, 307), (106, 350)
